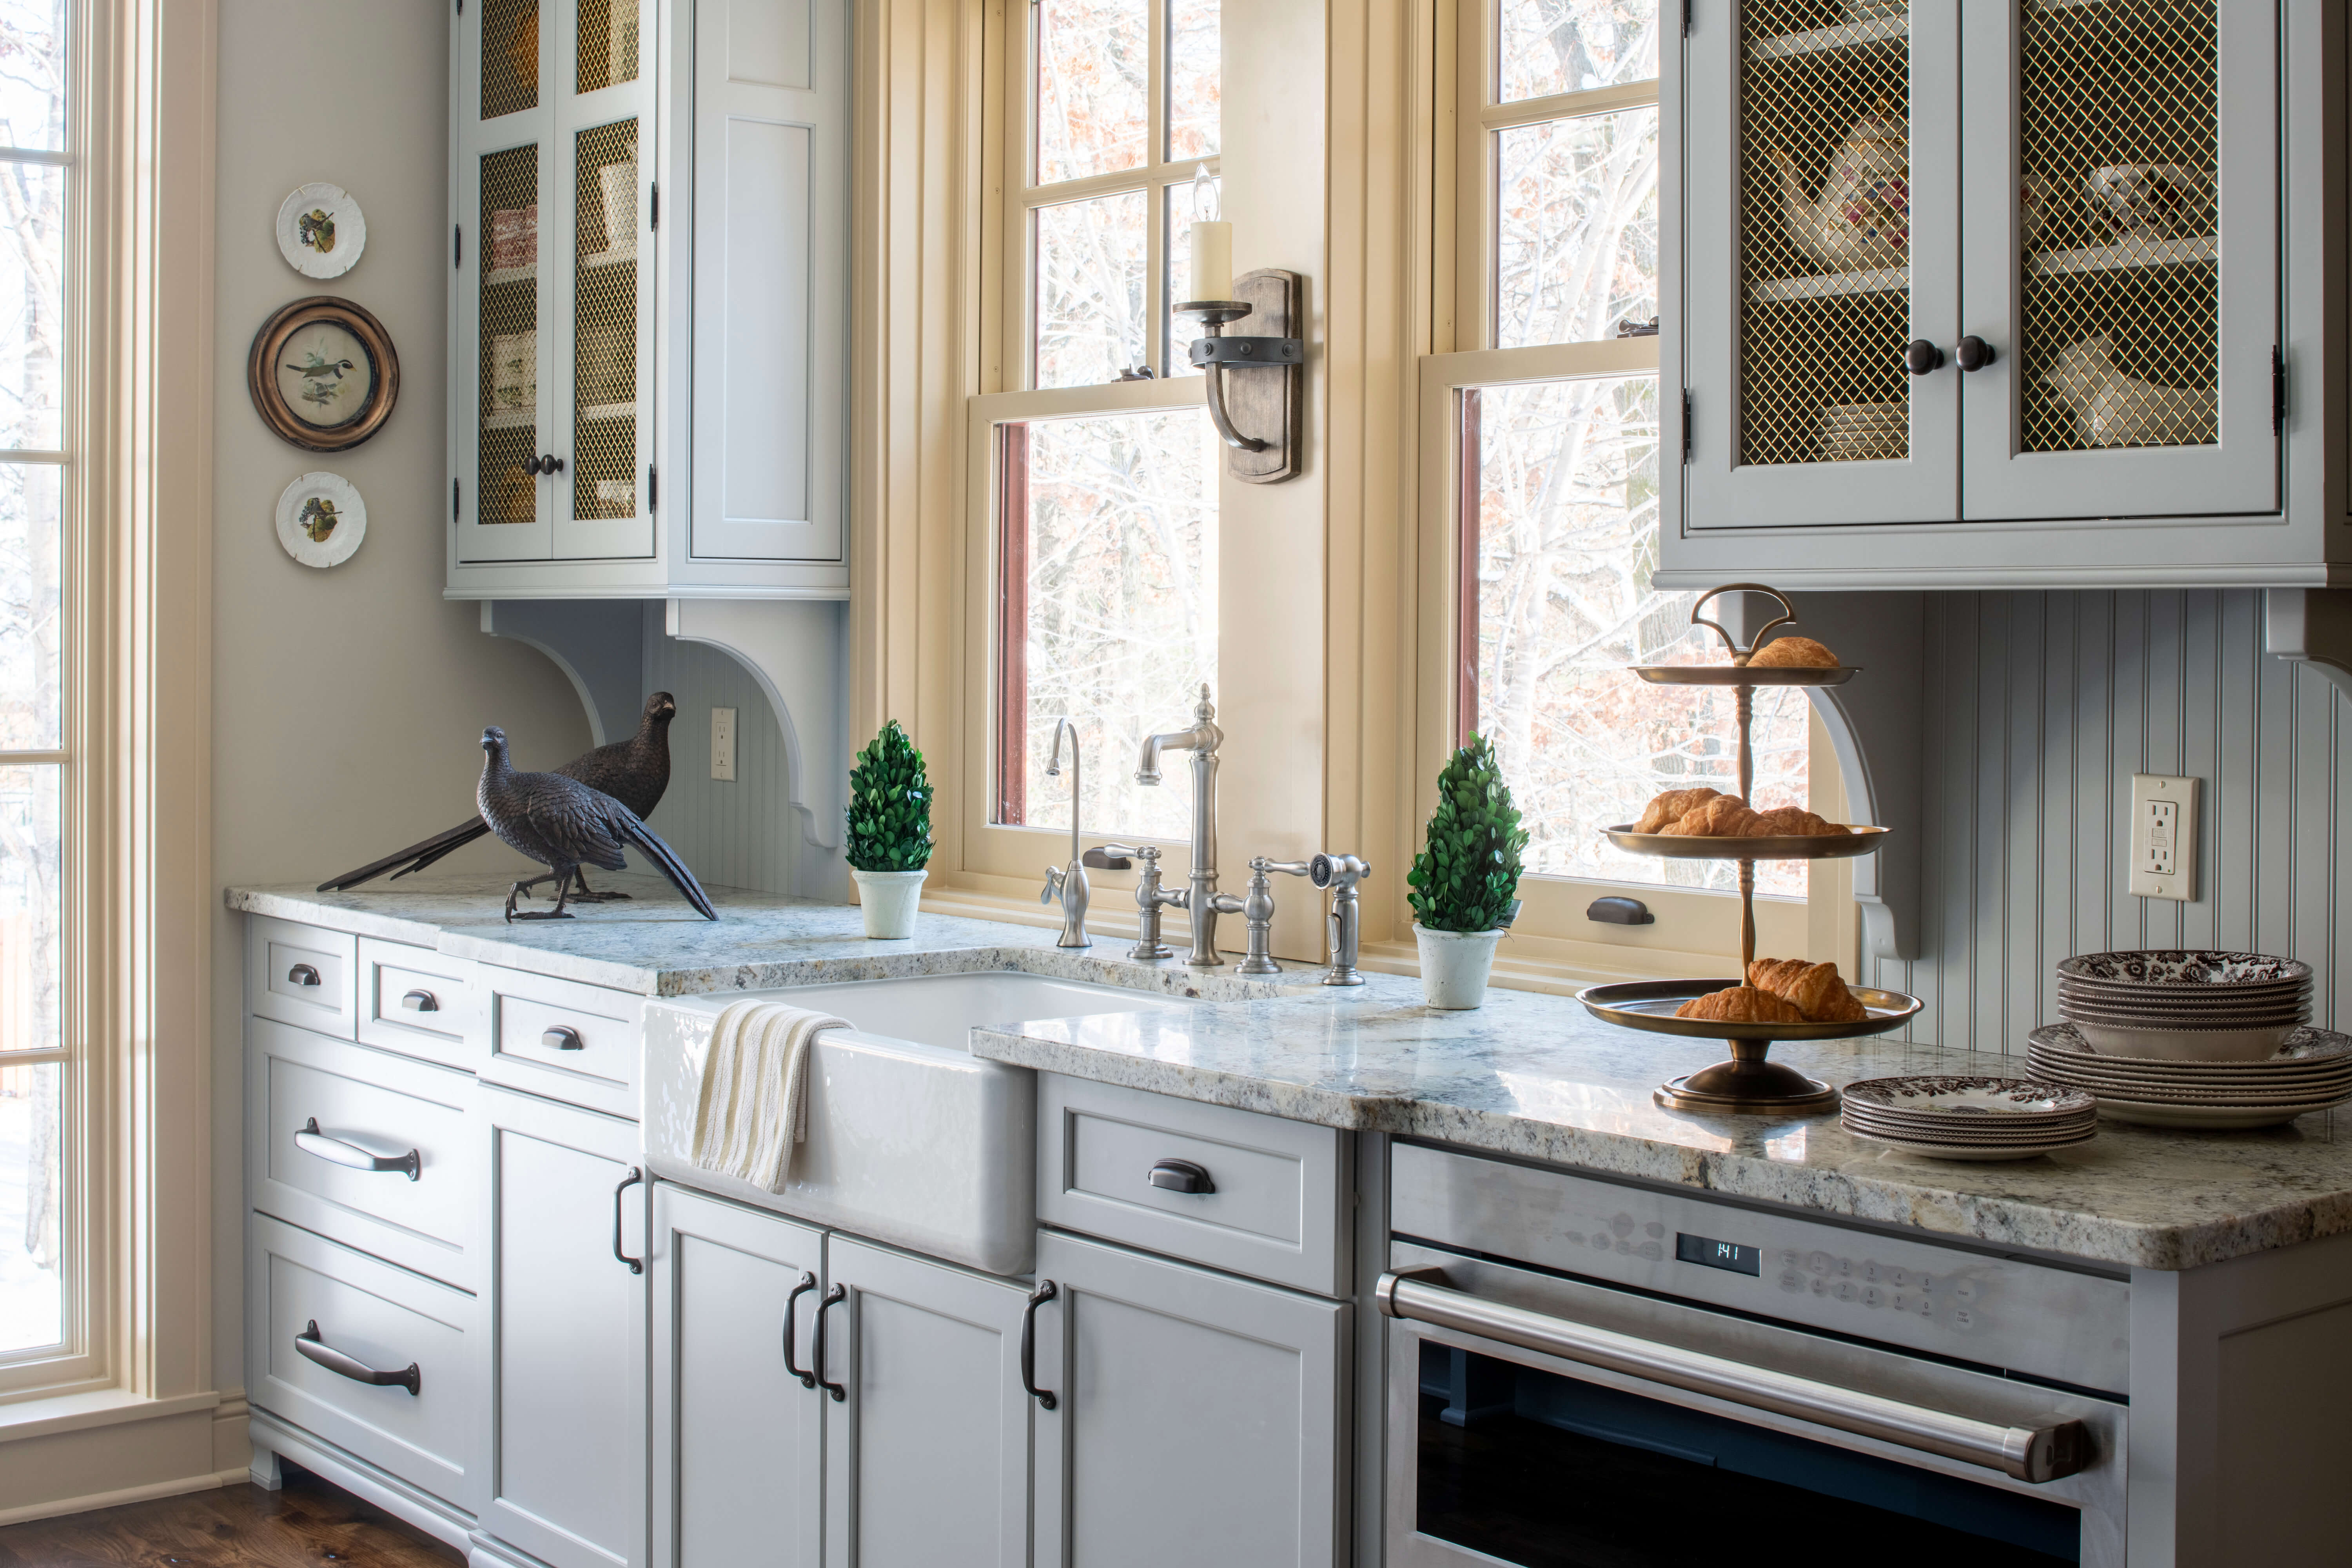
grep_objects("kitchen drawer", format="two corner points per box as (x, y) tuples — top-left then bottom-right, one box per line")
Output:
(249, 916), (358, 1040)
(1038, 1073), (1350, 1298)
(483, 966), (643, 1120)
(247, 1211), (484, 1517)
(248, 1016), (480, 1290)
(358, 940), (487, 1071)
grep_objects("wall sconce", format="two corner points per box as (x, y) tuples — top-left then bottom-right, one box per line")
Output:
(1176, 167), (1302, 484)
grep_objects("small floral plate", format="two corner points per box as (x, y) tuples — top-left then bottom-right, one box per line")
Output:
(1841, 1075), (2097, 1118)
(274, 472), (366, 568)
(276, 182), (367, 280)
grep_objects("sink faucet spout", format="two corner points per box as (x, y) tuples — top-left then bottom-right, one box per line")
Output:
(1134, 684), (1227, 966)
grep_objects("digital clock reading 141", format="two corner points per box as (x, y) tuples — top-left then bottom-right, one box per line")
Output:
(1675, 1232), (1763, 1276)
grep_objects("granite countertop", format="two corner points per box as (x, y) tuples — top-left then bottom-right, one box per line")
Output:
(230, 876), (2352, 1271)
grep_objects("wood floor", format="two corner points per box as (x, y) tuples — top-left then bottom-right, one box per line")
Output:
(0, 1465), (463, 1568)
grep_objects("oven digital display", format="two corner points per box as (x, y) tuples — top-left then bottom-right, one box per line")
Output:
(1675, 1232), (1762, 1276)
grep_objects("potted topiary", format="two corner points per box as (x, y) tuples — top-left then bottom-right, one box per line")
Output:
(846, 719), (933, 938)
(1406, 734), (1527, 1009)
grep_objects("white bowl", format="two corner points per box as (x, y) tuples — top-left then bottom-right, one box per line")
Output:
(2073, 1019), (2299, 1062)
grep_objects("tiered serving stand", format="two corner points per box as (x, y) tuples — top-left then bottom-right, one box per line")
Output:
(1577, 585), (1922, 1115)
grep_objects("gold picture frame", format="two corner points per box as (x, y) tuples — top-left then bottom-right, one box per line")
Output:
(247, 295), (401, 453)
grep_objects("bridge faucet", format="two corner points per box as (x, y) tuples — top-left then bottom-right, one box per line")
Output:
(1038, 719), (1091, 948)
(1136, 684), (1226, 966)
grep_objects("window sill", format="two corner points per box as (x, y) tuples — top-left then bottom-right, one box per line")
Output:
(1358, 929), (1740, 999)
(0, 1385), (221, 1443)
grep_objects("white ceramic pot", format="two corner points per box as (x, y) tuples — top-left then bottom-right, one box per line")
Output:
(852, 868), (927, 939)
(1414, 924), (1505, 1010)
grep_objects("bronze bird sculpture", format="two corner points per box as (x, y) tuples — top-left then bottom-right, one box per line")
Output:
(475, 726), (715, 922)
(318, 692), (677, 898)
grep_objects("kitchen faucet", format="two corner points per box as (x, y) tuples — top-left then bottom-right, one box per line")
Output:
(1038, 719), (1091, 947)
(1136, 684), (1228, 966)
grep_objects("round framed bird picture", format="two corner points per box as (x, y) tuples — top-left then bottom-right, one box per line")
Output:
(274, 472), (367, 568)
(274, 182), (367, 279)
(247, 296), (400, 452)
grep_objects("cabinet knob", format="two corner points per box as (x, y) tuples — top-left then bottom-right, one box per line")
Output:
(523, 454), (567, 475)
(286, 963), (321, 988)
(1903, 338), (1945, 376)
(1956, 335), (1997, 372)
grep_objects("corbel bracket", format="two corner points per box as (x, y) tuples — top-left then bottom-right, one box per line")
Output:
(2264, 588), (2352, 704)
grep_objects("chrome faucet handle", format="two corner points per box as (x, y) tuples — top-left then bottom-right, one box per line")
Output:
(1100, 844), (1175, 960)
(1260, 859), (1313, 879)
(1041, 862), (1093, 949)
(1234, 857), (1290, 976)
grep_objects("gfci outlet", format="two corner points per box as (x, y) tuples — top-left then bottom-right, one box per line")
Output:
(2129, 774), (2199, 902)
(711, 707), (737, 782)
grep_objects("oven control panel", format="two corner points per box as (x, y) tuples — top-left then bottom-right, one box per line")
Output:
(1389, 1142), (2131, 1394)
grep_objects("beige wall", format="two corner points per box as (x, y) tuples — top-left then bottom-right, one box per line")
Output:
(207, 0), (589, 1391)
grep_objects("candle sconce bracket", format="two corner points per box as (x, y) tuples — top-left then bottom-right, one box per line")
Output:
(1177, 267), (1303, 483)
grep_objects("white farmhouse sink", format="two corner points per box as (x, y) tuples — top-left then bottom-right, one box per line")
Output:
(642, 971), (1193, 1275)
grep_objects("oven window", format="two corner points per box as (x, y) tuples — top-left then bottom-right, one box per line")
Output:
(1417, 1343), (2082, 1565)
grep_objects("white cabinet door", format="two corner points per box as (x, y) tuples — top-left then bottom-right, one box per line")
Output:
(690, 0), (848, 562)
(1032, 1230), (1347, 1568)
(1956, 1), (2278, 522)
(822, 1236), (1036, 1568)
(649, 1183), (825, 1568)
(479, 1084), (647, 1568)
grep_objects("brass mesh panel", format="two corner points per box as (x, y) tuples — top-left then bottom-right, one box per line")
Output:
(481, 0), (540, 120)
(577, 0), (641, 95)
(1738, 2), (1911, 467)
(479, 146), (539, 526)
(575, 119), (640, 522)
(2019, 0), (2218, 452)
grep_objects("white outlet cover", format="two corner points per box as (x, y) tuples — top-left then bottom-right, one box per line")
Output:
(2129, 773), (2199, 902)
(711, 707), (737, 782)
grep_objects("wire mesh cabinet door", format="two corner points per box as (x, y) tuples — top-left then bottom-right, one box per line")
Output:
(1681, 0), (1961, 530)
(1957, 0), (2278, 523)
(455, 0), (558, 563)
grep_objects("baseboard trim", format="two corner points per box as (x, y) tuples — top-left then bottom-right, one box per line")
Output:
(247, 1409), (476, 1554)
(0, 1466), (250, 1527)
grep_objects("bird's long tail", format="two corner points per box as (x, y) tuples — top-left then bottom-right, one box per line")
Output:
(615, 815), (718, 920)
(316, 818), (493, 893)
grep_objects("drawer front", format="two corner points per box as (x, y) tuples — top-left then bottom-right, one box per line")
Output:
(250, 915), (358, 1040)
(1038, 1074), (1350, 1297)
(249, 1016), (479, 1290)
(248, 1212), (484, 1515)
(358, 940), (487, 1071)
(483, 967), (643, 1120)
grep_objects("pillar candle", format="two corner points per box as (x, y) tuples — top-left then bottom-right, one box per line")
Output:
(1189, 219), (1233, 303)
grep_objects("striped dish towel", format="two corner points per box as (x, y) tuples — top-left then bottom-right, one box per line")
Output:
(690, 1000), (850, 1190)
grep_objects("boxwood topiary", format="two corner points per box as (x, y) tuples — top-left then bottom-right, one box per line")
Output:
(1406, 734), (1527, 933)
(846, 720), (933, 872)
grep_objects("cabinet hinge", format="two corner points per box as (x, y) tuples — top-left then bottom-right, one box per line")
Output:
(650, 183), (659, 230)
(452, 479), (461, 523)
(1682, 391), (1692, 463)
(1682, 0), (1692, 36)
(2273, 346), (2287, 435)
(454, 225), (462, 269)
(648, 466), (658, 510)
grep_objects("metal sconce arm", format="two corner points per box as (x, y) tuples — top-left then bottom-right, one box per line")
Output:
(1175, 270), (1305, 483)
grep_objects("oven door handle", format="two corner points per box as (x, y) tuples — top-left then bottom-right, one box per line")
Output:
(1377, 1268), (2088, 1484)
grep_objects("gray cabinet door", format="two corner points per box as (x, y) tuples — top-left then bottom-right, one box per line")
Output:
(649, 1183), (824, 1568)
(821, 1236), (1036, 1568)
(479, 1085), (647, 1568)
(1679, 0), (1962, 529)
(1032, 1230), (1347, 1568)
(1957, 1), (2278, 522)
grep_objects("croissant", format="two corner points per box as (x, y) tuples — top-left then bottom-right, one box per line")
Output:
(1743, 957), (1869, 1023)
(1660, 796), (1758, 836)
(1746, 957), (1811, 994)
(1635, 787), (1724, 834)
(1749, 635), (1839, 668)
(1675, 985), (1806, 1024)
(1741, 806), (1851, 837)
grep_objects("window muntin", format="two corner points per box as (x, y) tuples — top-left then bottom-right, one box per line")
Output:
(995, 408), (1218, 840)
(0, 0), (69, 1372)
(1024, 0), (1220, 385)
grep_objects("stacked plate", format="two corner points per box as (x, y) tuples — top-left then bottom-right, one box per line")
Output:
(2027, 1022), (2352, 1128)
(1819, 401), (1904, 461)
(1840, 1076), (2098, 1161)
(2056, 950), (2311, 1060)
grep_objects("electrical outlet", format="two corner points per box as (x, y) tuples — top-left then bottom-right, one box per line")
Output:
(2128, 774), (2198, 901)
(711, 707), (737, 782)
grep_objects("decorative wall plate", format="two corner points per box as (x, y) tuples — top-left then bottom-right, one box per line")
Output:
(275, 472), (367, 568)
(275, 183), (367, 279)
(248, 296), (399, 452)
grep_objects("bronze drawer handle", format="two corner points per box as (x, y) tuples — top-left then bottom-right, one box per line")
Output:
(294, 1319), (420, 1396)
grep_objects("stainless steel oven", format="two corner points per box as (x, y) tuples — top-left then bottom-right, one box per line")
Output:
(1382, 1144), (2130, 1566)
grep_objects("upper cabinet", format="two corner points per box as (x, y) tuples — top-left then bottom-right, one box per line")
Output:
(446, 0), (850, 600)
(1662, 0), (2339, 589)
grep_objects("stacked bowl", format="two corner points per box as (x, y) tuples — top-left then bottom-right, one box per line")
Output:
(1818, 401), (1904, 462)
(2027, 1022), (2352, 1129)
(1840, 1076), (2098, 1161)
(2056, 950), (2310, 1060)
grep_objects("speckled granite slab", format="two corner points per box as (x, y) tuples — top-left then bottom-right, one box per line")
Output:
(227, 876), (2352, 1272)
(970, 981), (2352, 1272)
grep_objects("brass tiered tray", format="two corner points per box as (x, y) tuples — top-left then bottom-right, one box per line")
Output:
(1576, 584), (1922, 1115)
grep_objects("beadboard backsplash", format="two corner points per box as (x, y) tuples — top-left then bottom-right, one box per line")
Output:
(1869, 590), (2348, 1054)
